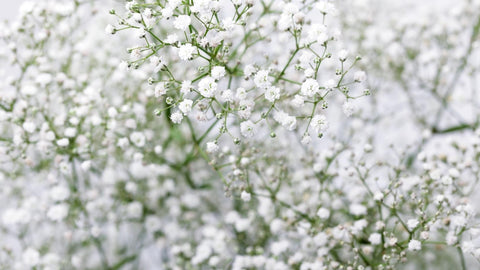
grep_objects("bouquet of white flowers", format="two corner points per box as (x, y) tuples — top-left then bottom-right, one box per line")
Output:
(1, 0), (480, 269)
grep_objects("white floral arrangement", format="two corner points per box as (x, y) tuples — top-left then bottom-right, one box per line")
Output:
(0, 0), (480, 269)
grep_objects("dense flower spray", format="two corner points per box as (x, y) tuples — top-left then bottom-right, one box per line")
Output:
(0, 0), (480, 269)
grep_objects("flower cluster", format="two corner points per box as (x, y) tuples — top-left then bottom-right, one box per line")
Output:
(109, 0), (368, 147)
(0, 0), (480, 269)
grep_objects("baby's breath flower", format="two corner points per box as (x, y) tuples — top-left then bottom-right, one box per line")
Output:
(178, 43), (196, 61)
(198, 77), (218, 98)
(240, 191), (251, 202)
(174, 15), (191, 31)
(179, 99), (193, 115)
(408, 239), (421, 251)
(170, 112), (184, 124)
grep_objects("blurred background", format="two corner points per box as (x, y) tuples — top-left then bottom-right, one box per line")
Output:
(0, 1), (24, 21)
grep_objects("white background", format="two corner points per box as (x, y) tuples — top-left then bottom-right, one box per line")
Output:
(0, 1), (24, 21)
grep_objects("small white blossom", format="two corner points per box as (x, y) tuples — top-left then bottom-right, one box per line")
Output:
(254, 70), (271, 89)
(408, 239), (421, 251)
(174, 15), (191, 31)
(342, 101), (356, 117)
(265, 86), (280, 102)
(178, 43), (196, 61)
(317, 207), (330, 219)
(105, 24), (115, 34)
(369, 233), (382, 245)
(211, 66), (226, 80)
(130, 132), (146, 147)
(339, 49), (348, 61)
(126, 202), (143, 219)
(354, 71), (367, 82)
(240, 120), (255, 137)
(206, 141), (219, 153)
(22, 248), (40, 267)
(57, 138), (69, 147)
(311, 114), (329, 134)
(47, 204), (69, 221)
(241, 191), (251, 202)
(179, 99), (193, 115)
(23, 122), (36, 133)
(349, 204), (367, 216)
(170, 112), (184, 124)
(155, 82), (168, 97)
(198, 77), (218, 98)
(301, 78), (320, 97)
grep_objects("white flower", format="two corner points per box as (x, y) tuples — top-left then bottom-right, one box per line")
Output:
(254, 70), (271, 89)
(271, 240), (290, 256)
(349, 203), (367, 216)
(265, 86), (280, 102)
(181, 80), (192, 94)
(243, 65), (256, 78)
(81, 160), (91, 171)
(108, 107), (118, 118)
(368, 233), (382, 245)
(179, 99), (193, 115)
(117, 137), (129, 149)
(170, 112), (184, 124)
(47, 204), (69, 221)
(151, 55), (165, 73)
(408, 239), (421, 251)
(161, 6), (174, 18)
(126, 201), (143, 219)
(198, 76), (218, 98)
(211, 66), (226, 80)
(241, 191), (251, 202)
(352, 219), (368, 235)
(174, 15), (191, 30)
(22, 248), (40, 267)
(155, 82), (168, 97)
(301, 134), (311, 145)
(316, 207), (330, 219)
(446, 231), (458, 245)
(342, 101), (356, 117)
(240, 120), (255, 137)
(292, 94), (305, 107)
(221, 89), (234, 102)
(420, 231), (430, 240)
(301, 78), (320, 97)
(105, 24), (115, 34)
(64, 127), (77, 138)
(462, 241), (475, 253)
(50, 186), (70, 201)
(339, 49), (348, 61)
(307, 24), (328, 44)
(315, 1), (337, 15)
(21, 84), (38, 96)
(388, 237), (398, 247)
(311, 114), (329, 134)
(274, 111), (297, 130)
(373, 192), (384, 201)
(354, 71), (367, 82)
(206, 141), (219, 153)
(375, 221), (385, 230)
(178, 43), (196, 61)
(407, 219), (419, 230)
(192, 243), (213, 265)
(57, 138), (69, 147)
(23, 121), (36, 133)
(449, 168), (460, 178)
(130, 132), (146, 147)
